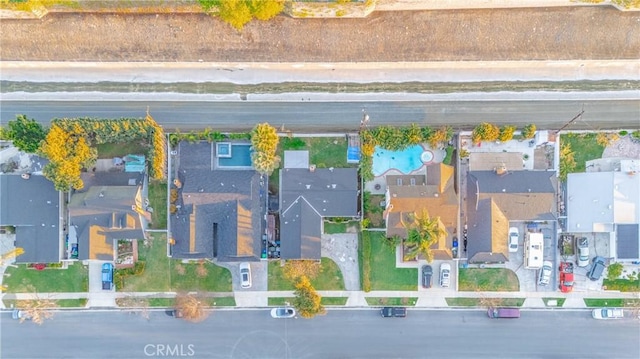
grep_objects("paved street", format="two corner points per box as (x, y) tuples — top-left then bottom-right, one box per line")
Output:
(3, 310), (639, 359)
(2, 97), (639, 131)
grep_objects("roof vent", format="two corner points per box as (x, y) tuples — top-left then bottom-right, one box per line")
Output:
(495, 164), (507, 175)
(21, 173), (30, 180)
(309, 164), (316, 172)
(99, 192), (105, 198)
(331, 184), (337, 189)
(329, 167), (334, 172)
(306, 184), (311, 189)
(502, 189), (506, 192)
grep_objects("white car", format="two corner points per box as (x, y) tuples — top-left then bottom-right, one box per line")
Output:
(440, 263), (451, 288)
(271, 307), (296, 319)
(538, 261), (552, 286)
(508, 227), (519, 253)
(239, 262), (252, 289)
(592, 308), (624, 320)
(576, 237), (590, 267)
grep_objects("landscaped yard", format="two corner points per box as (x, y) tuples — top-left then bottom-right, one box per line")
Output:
(3, 262), (88, 293)
(445, 298), (525, 307)
(365, 297), (417, 306)
(268, 258), (345, 291)
(96, 141), (149, 158)
(560, 133), (605, 173)
(363, 192), (385, 228)
(117, 234), (232, 292)
(324, 220), (359, 234)
(458, 268), (520, 292)
(362, 231), (418, 291)
(603, 278), (640, 292)
(148, 180), (167, 229)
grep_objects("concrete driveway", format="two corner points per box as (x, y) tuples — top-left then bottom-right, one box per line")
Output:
(321, 233), (360, 291)
(87, 261), (116, 308)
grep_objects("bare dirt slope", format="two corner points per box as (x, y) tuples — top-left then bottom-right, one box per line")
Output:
(1, 7), (639, 61)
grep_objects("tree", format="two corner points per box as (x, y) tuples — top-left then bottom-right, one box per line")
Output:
(40, 123), (95, 191)
(522, 123), (536, 139)
(174, 292), (208, 322)
(17, 294), (58, 325)
(428, 126), (452, 149)
(402, 209), (446, 263)
(292, 276), (325, 319)
(217, 0), (253, 30)
(606, 262), (623, 280)
(472, 122), (500, 145)
(6, 115), (47, 153)
(498, 125), (516, 142)
(249, 0), (285, 21)
(250, 123), (280, 175)
(559, 142), (576, 182)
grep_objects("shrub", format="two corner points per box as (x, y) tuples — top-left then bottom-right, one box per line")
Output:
(631, 130), (640, 140)
(522, 124), (536, 139)
(607, 262), (623, 280)
(472, 122), (500, 144)
(170, 189), (178, 204)
(498, 125), (516, 142)
(619, 130), (628, 136)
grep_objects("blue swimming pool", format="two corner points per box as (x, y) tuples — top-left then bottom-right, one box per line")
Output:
(372, 145), (427, 176)
(218, 144), (253, 168)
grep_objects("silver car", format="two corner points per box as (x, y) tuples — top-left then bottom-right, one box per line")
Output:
(440, 263), (451, 288)
(239, 262), (252, 289)
(576, 237), (590, 267)
(508, 227), (519, 253)
(538, 261), (552, 286)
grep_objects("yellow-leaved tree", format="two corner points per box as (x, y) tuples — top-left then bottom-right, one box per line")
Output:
(40, 123), (95, 191)
(292, 276), (325, 319)
(250, 123), (280, 175)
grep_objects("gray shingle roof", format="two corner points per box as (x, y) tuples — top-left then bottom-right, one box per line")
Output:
(617, 224), (640, 260)
(170, 142), (263, 262)
(0, 174), (61, 263)
(279, 168), (358, 260)
(469, 170), (556, 194)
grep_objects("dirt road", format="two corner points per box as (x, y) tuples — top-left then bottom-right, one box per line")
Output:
(1, 7), (639, 62)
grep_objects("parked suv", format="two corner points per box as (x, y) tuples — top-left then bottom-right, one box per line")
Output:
(381, 307), (407, 318)
(101, 263), (114, 290)
(538, 261), (552, 286)
(421, 265), (433, 289)
(576, 237), (590, 267)
(587, 256), (606, 281)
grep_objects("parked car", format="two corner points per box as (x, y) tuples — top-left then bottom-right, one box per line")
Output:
(239, 262), (252, 289)
(487, 307), (520, 319)
(165, 308), (184, 318)
(559, 262), (574, 293)
(11, 309), (31, 321)
(587, 256), (606, 281)
(576, 237), (590, 267)
(508, 227), (519, 253)
(271, 307), (296, 319)
(592, 308), (624, 320)
(538, 261), (552, 286)
(439, 263), (451, 288)
(421, 265), (433, 288)
(101, 263), (114, 290)
(381, 307), (407, 318)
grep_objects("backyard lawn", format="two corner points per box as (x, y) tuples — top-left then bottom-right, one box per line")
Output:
(268, 258), (345, 291)
(118, 234), (232, 292)
(458, 268), (520, 292)
(560, 133), (605, 173)
(147, 180), (167, 229)
(324, 220), (359, 234)
(363, 231), (418, 291)
(363, 193), (385, 228)
(3, 262), (88, 293)
(96, 141), (149, 158)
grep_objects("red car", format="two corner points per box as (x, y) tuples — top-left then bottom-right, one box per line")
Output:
(559, 262), (574, 293)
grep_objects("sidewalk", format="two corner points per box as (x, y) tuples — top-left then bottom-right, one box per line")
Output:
(3, 289), (638, 309)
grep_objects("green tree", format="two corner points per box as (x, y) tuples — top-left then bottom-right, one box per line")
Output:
(249, 0), (285, 21)
(522, 124), (537, 139)
(292, 276), (325, 319)
(559, 142), (576, 182)
(217, 0), (253, 31)
(251, 123), (280, 175)
(472, 122), (500, 145)
(7, 115), (47, 153)
(498, 125), (516, 142)
(606, 262), (623, 280)
(402, 209), (446, 263)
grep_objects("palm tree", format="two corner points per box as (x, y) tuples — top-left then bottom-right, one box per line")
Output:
(402, 209), (446, 263)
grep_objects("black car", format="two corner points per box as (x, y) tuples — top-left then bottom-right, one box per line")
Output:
(381, 307), (407, 318)
(587, 256), (606, 281)
(421, 265), (433, 288)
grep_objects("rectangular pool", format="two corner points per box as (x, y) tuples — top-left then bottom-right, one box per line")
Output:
(217, 143), (253, 168)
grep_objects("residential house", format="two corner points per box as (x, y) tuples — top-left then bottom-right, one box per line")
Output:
(384, 163), (459, 261)
(466, 170), (557, 263)
(279, 151), (359, 260)
(566, 159), (640, 261)
(170, 142), (265, 262)
(0, 174), (62, 263)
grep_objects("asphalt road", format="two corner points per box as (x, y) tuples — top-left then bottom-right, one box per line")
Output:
(2, 99), (639, 132)
(2, 310), (639, 359)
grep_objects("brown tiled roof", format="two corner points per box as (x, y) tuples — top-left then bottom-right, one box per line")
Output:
(479, 193), (556, 221)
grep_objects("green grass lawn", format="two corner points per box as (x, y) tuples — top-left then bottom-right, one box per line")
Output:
(560, 133), (605, 173)
(363, 193), (385, 228)
(365, 297), (418, 306)
(96, 141), (149, 159)
(603, 278), (640, 292)
(584, 298), (640, 307)
(148, 180), (167, 229)
(321, 297), (348, 306)
(366, 231), (418, 291)
(268, 297), (294, 306)
(57, 299), (88, 307)
(445, 298), (525, 307)
(458, 268), (520, 292)
(542, 297), (566, 307)
(3, 262), (88, 293)
(324, 220), (359, 234)
(268, 258), (345, 291)
(118, 234), (232, 292)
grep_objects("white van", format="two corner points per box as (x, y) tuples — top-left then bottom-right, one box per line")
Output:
(524, 233), (544, 269)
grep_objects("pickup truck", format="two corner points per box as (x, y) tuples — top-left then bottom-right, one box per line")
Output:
(381, 307), (407, 318)
(102, 263), (114, 290)
(559, 262), (574, 293)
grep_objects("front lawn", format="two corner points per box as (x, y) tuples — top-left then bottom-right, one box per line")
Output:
(584, 298), (640, 307)
(96, 141), (149, 158)
(118, 234), (232, 292)
(268, 257), (345, 291)
(268, 297), (294, 306)
(148, 180), (167, 229)
(321, 297), (348, 306)
(458, 268), (520, 292)
(603, 278), (640, 292)
(365, 297), (417, 306)
(542, 297), (566, 307)
(3, 262), (88, 293)
(560, 133), (605, 173)
(363, 231), (418, 291)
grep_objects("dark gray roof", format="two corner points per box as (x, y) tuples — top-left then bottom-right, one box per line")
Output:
(170, 142), (263, 262)
(617, 224), (640, 260)
(468, 170), (556, 194)
(79, 171), (144, 190)
(279, 168), (359, 260)
(0, 174), (61, 263)
(466, 185), (509, 264)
